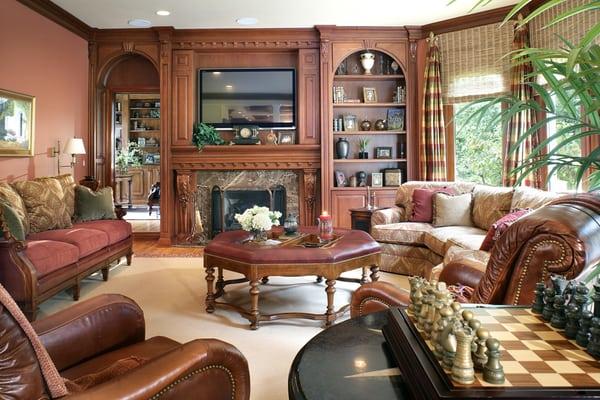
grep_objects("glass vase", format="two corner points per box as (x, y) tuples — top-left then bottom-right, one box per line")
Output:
(250, 230), (268, 242)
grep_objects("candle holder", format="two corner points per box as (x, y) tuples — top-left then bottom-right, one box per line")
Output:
(318, 212), (334, 242)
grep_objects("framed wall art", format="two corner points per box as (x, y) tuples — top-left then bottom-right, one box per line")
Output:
(0, 89), (35, 156)
(278, 130), (296, 144)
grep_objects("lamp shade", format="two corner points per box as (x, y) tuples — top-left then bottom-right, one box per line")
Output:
(63, 138), (86, 155)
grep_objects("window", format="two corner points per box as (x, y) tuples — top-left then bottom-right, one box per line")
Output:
(453, 102), (503, 186)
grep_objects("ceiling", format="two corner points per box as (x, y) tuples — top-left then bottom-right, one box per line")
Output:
(51, 0), (518, 29)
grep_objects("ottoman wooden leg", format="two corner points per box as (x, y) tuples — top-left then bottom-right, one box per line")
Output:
(249, 280), (260, 330)
(205, 265), (216, 313)
(215, 267), (225, 297)
(370, 265), (380, 282)
(325, 279), (336, 327)
(360, 267), (368, 284)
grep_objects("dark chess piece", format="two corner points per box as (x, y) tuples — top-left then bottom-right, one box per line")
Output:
(563, 280), (576, 305)
(575, 282), (590, 317)
(532, 282), (545, 314)
(587, 317), (600, 357)
(565, 303), (580, 339)
(593, 278), (600, 318)
(542, 287), (556, 322)
(551, 274), (568, 296)
(551, 296), (567, 329)
(577, 310), (593, 348)
(483, 338), (505, 384)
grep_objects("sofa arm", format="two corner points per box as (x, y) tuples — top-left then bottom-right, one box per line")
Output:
(33, 294), (145, 371)
(439, 261), (486, 290)
(371, 206), (404, 227)
(65, 339), (250, 400)
(350, 281), (409, 318)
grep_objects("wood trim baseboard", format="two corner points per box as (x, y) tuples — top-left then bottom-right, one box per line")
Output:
(16, 0), (92, 39)
(132, 231), (161, 239)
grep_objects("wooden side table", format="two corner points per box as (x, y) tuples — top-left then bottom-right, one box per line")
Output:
(114, 175), (133, 209)
(350, 207), (383, 234)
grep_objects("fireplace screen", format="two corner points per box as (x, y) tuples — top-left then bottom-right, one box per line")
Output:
(211, 185), (286, 237)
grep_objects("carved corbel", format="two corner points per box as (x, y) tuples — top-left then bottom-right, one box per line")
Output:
(303, 169), (318, 225)
(176, 172), (195, 241)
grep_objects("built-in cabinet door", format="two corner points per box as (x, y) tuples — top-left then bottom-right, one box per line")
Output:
(331, 191), (366, 229)
(129, 168), (145, 202)
(145, 166), (160, 188)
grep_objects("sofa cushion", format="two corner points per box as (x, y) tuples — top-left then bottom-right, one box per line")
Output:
(74, 220), (132, 245)
(424, 226), (487, 255)
(55, 174), (76, 218)
(447, 234), (487, 251)
(395, 181), (475, 220)
(409, 188), (455, 222)
(12, 177), (72, 233)
(471, 185), (514, 230)
(0, 182), (30, 234)
(371, 222), (433, 245)
(511, 186), (561, 210)
(480, 208), (532, 251)
(28, 228), (109, 258)
(74, 186), (117, 222)
(24, 240), (79, 278)
(0, 201), (26, 241)
(432, 193), (473, 227)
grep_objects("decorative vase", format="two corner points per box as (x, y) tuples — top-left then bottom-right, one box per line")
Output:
(283, 214), (298, 235)
(250, 230), (268, 242)
(374, 119), (387, 131)
(360, 52), (375, 75)
(348, 176), (358, 187)
(360, 120), (372, 131)
(335, 137), (350, 159)
(358, 151), (369, 159)
(357, 171), (367, 187)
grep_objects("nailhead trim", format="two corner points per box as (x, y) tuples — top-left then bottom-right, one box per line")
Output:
(359, 296), (393, 316)
(150, 364), (236, 400)
(513, 239), (566, 305)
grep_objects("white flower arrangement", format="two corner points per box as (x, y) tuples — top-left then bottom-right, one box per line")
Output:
(235, 206), (282, 232)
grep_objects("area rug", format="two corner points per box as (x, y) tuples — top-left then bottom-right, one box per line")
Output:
(133, 238), (204, 257)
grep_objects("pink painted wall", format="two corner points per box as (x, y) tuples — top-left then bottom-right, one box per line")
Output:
(0, 0), (88, 182)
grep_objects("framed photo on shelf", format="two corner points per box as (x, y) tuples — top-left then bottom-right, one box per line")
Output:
(387, 109), (405, 130)
(334, 170), (346, 187)
(0, 89), (35, 156)
(370, 172), (383, 187)
(343, 114), (358, 132)
(278, 131), (295, 145)
(137, 137), (146, 147)
(375, 146), (393, 159)
(363, 87), (378, 103)
(144, 154), (155, 164)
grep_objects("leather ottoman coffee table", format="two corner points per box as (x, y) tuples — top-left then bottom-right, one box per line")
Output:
(204, 228), (380, 329)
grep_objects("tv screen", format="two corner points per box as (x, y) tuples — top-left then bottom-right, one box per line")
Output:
(198, 69), (296, 128)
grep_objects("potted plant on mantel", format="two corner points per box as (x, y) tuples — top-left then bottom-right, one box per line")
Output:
(192, 122), (225, 151)
(455, 0), (600, 190)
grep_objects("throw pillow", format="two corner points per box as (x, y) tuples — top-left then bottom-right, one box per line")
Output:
(54, 174), (76, 218)
(0, 182), (30, 234)
(471, 185), (514, 231)
(0, 201), (26, 241)
(432, 193), (473, 227)
(74, 186), (117, 222)
(12, 177), (72, 233)
(480, 208), (532, 251)
(410, 188), (456, 222)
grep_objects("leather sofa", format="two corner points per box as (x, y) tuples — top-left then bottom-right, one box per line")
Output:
(0, 175), (133, 320)
(7, 293), (250, 399)
(351, 193), (600, 317)
(370, 181), (561, 279)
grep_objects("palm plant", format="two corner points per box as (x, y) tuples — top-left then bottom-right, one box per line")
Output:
(454, 0), (600, 190)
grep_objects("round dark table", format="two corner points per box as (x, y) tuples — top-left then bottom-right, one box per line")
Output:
(289, 311), (410, 400)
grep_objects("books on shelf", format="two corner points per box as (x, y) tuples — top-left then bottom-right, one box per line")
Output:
(333, 86), (345, 104)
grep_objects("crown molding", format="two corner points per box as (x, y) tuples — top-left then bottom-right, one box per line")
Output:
(17, 0), (91, 40)
(422, 5), (515, 35)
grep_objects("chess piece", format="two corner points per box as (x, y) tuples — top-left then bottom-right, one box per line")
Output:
(587, 317), (600, 357)
(413, 282), (424, 318)
(433, 306), (453, 360)
(424, 293), (437, 338)
(441, 321), (459, 370)
(462, 310), (474, 326)
(408, 276), (424, 316)
(468, 319), (481, 352)
(593, 278), (600, 318)
(576, 310), (593, 347)
(417, 283), (431, 329)
(542, 287), (556, 321)
(532, 282), (545, 314)
(563, 280), (576, 305)
(575, 282), (590, 317)
(550, 296), (567, 329)
(565, 303), (580, 339)
(473, 328), (489, 371)
(451, 327), (475, 385)
(483, 338), (505, 384)
(551, 274), (568, 296)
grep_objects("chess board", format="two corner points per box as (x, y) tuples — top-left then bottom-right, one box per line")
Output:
(383, 306), (600, 399)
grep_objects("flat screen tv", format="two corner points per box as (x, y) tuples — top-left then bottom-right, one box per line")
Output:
(198, 68), (296, 128)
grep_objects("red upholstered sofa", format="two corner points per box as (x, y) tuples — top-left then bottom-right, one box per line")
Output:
(0, 177), (133, 320)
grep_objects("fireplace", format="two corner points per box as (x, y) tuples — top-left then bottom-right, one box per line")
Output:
(211, 185), (286, 236)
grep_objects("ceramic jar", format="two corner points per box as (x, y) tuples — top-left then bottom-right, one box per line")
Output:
(335, 137), (350, 159)
(374, 119), (387, 131)
(360, 120), (372, 131)
(360, 52), (375, 75)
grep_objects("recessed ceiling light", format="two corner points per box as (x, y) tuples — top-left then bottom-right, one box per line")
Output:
(236, 17), (258, 26)
(225, 85), (233, 89)
(128, 19), (151, 27)
(156, 10), (170, 16)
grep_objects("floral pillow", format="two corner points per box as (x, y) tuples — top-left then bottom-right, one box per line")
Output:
(480, 208), (532, 252)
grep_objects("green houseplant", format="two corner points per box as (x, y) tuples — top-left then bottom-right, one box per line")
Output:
(358, 137), (370, 159)
(192, 122), (225, 150)
(115, 142), (141, 174)
(455, 0), (600, 190)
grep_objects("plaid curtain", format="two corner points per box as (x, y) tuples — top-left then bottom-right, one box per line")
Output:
(419, 36), (447, 181)
(502, 24), (543, 188)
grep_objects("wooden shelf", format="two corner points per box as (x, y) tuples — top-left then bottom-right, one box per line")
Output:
(334, 158), (406, 163)
(334, 74), (404, 81)
(331, 186), (398, 191)
(130, 117), (160, 120)
(130, 130), (160, 133)
(333, 103), (406, 108)
(130, 107), (160, 110)
(333, 131), (406, 135)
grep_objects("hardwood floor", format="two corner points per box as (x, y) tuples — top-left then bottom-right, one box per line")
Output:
(133, 238), (204, 257)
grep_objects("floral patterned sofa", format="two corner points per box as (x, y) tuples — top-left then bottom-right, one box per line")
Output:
(370, 181), (562, 279)
(0, 175), (132, 320)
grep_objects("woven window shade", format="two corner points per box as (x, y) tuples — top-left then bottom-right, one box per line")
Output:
(439, 23), (513, 104)
(530, 0), (600, 49)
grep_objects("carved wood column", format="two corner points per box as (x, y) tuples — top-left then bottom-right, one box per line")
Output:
(302, 168), (318, 226)
(175, 170), (196, 242)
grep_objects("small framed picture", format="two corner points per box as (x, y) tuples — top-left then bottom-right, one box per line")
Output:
(278, 131), (295, 145)
(363, 87), (378, 103)
(387, 108), (405, 131)
(375, 146), (393, 159)
(137, 137), (146, 147)
(370, 172), (383, 187)
(144, 154), (155, 164)
(334, 170), (346, 187)
(343, 114), (357, 132)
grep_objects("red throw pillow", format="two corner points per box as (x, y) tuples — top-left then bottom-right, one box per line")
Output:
(480, 208), (531, 251)
(410, 187), (456, 222)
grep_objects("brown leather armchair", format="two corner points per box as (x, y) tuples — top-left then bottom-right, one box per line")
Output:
(5, 293), (250, 399)
(351, 193), (600, 318)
